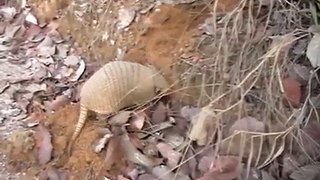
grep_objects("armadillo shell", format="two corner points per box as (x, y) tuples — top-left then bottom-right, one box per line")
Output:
(80, 61), (161, 114)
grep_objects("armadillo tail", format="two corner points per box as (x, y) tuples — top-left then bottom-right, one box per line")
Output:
(67, 104), (88, 156)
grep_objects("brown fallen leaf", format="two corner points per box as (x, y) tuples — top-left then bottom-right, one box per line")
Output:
(117, 175), (130, 180)
(282, 76), (302, 107)
(126, 168), (139, 180)
(197, 156), (242, 180)
(0, 22), (7, 35)
(189, 105), (217, 146)
(47, 29), (64, 43)
(290, 164), (320, 180)
(47, 95), (70, 112)
(56, 44), (69, 58)
(109, 111), (132, 126)
(25, 24), (42, 40)
(30, 32), (46, 43)
(128, 133), (145, 150)
(64, 55), (80, 66)
(180, 105), (201, 121)
(137, 174), (157, 180)
(182, 149), (198, 179)
(151, 101), (167, 124)
(37, 36), (56, 57)
(282, 154), (300, 179)
(104, 136), (128, 171)
(287, 63), (310, 85)
(151, 165), (175, 180)
(120, 127), (155, 168)
(163, 132), (184, 147)
(156, 142), (182, 168)
(198, 155), (215, 173)
(229, 116), (265, 134)
(4, 25), (21, 38)
(34, 123), (53, 165)
(43, 166), (68, 180)
(300, 121), (320, 158)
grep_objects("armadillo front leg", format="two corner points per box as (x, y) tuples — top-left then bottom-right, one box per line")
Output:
(67, 104), (89, 155)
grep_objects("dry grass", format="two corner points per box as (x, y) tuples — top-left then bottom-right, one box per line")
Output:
(166, 0), (318, 178)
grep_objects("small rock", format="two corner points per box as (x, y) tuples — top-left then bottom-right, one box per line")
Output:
(64, 55), (80, 66)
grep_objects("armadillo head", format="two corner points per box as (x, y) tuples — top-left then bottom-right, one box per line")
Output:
(147, 65), (170, 94)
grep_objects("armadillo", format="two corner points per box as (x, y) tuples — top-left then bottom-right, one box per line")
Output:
(67, 60), (170, 155)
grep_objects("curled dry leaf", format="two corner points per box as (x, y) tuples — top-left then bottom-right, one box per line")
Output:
(130, 110), (146, 130)
(34, 123), (53, 165)
(197, 156), (242, 180)
(189, 105), (216, 146)
(109, 111), (132, 126)
(120, 128), (155, 167)
(282, 76), (302, 107)
(94, 131), (113, 153)
(25, 12), (38, 25)
(117, 8), (136, 30)
(69, 59), (86, 82)
(306, 33), (320, 67)
(229, 116), (265, 134)
(156, 142), (182, 168)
